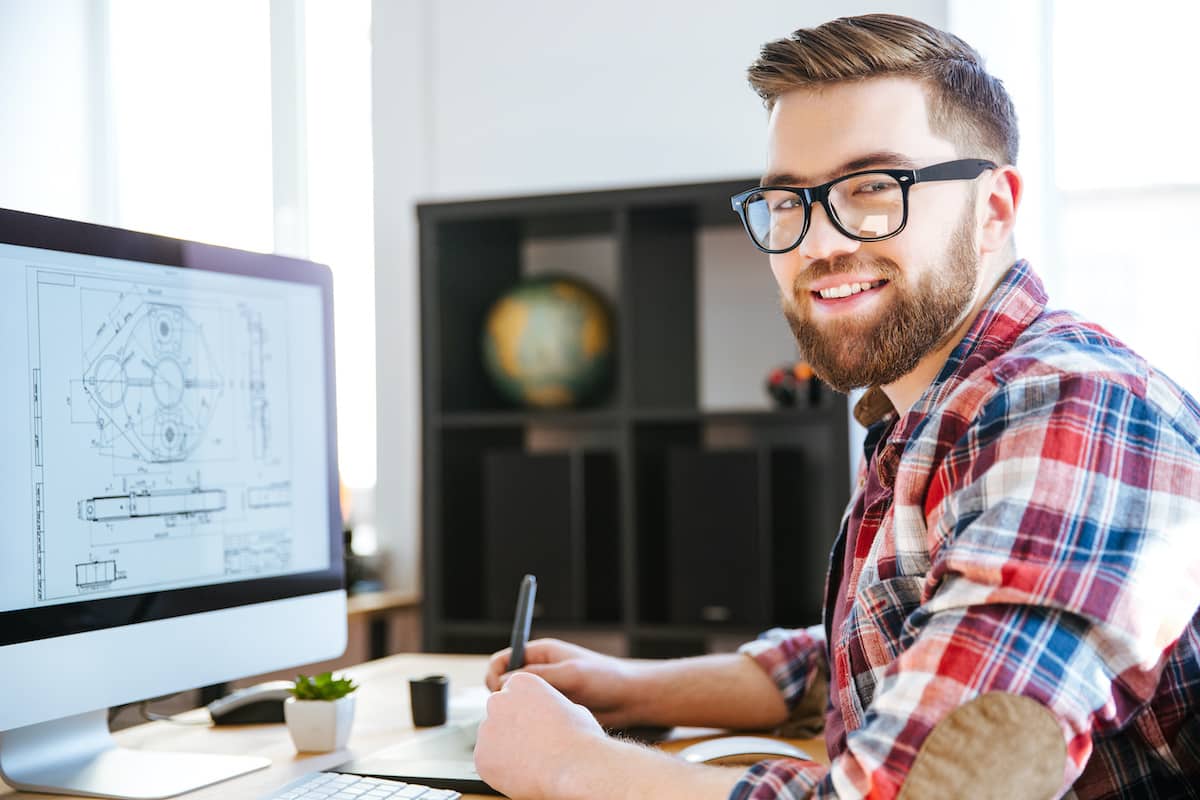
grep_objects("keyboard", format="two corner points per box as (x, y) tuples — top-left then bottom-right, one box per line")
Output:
(261, 771), (462, 799)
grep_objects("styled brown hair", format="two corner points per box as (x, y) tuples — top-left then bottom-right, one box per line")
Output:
(747, 14), (1018, 165)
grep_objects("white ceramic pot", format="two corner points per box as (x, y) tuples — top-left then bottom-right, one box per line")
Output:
(284, 695), (356, 752)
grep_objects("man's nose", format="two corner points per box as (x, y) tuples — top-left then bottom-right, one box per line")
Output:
(794, 201), (862, 263)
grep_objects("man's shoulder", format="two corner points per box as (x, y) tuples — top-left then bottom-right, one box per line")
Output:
(968, 307), (1200, 445)
(992, 308), (1143, 389)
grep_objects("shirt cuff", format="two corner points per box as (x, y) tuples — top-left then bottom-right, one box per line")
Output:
(728, 758), (827, 800)
(738, 626), (828, 714)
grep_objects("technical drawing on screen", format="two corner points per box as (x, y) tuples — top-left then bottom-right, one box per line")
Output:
(26, 266), (302, 604)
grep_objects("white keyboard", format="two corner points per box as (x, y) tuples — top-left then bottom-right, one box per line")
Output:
(262, 772), (462, 799)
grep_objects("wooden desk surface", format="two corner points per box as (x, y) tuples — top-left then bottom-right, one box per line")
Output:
(0, 653), (827, 799)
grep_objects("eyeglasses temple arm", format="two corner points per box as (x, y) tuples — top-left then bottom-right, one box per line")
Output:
(913, 159), (997, 182)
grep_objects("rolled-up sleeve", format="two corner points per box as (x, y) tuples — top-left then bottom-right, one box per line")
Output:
(738, 625), (829, 724)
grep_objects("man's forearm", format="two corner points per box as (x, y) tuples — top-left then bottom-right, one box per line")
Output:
(629, 652), (789, 729)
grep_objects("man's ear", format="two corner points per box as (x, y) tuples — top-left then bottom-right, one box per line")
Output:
(978, 165), (1022, 256)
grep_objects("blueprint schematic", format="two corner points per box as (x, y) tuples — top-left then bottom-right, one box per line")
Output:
(27, 266), (302, 604)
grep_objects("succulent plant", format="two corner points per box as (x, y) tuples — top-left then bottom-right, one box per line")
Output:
(289, 671), (358, 701)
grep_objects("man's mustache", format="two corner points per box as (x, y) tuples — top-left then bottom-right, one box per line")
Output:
(793, 255), (901, 294)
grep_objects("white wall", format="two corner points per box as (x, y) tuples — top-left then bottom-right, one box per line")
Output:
(372, 0), (951, 594)
(372, 0), (433, 596)
(423, 1), (949, 198)
(0, 0), (103, 222)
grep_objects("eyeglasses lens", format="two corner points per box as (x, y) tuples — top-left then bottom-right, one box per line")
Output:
(829, 173), (904, 239)
(745, 190), (804, 251)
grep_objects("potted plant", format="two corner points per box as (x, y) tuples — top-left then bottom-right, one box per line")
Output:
(283, 672), (358, 752)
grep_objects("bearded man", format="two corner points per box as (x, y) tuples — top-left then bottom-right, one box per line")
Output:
(472, 14), (1200, 799)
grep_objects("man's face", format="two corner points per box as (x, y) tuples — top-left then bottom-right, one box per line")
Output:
(764, 77), (982, 393)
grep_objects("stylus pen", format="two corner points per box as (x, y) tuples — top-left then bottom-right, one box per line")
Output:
(508, 574), (537, 671)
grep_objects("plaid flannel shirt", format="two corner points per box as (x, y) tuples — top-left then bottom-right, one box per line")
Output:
(732, 261), (1200, 799)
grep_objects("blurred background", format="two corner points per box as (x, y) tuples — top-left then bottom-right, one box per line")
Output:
(2, 0), (1196, 604)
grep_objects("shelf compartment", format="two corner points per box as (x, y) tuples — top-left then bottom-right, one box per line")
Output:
(582, 452), (622, 622)
(624, 206), (697, 410)
(633, 412), (851, 632)
(770, 442), (846, 627)
(480, 448), (621, 625)
(665, 448), (765, 626)
(483, 450), (575, 622)
(425, 210), (620, 414)
(438, 427), (525, 621)
(632, 421), (702, 625)
(428, 217), (521, 413)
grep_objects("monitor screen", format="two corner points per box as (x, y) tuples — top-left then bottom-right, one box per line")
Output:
(0, 209), (346, 797)
(0, 207), (342, 649)
(1, 240), (333, 612)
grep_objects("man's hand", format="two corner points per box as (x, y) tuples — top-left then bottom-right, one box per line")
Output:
(485, 638), (644, 728)
(474, 671), (612, 799)
(486, 638), (790, 731)
(474, 671), (747, 800)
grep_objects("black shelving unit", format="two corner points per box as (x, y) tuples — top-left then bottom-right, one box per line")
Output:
(418, 178), (850, 657)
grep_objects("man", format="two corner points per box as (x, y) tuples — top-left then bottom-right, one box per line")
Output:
(473, 14), (1200, 799)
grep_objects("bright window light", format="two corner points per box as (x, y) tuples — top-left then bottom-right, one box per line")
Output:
(1052, 1), (1200, 394)
(304, 0), (376, 490)
(1053, 2), (1200, 191)
(106, 0), (377, 490)
(107, 0), (275, 252)
(954, 1), (1200, 397)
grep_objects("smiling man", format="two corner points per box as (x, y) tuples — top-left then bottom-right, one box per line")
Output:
(473, 14), (1200, 799)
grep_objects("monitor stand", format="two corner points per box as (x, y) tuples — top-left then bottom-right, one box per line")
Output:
(0, 709), (269, 799)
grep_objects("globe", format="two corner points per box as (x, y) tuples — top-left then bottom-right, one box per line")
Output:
(482, 276), (614, 409)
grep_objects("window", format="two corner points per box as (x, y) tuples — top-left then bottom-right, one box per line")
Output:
(1050, 1), (1200, 394)
(105, 0), (377, 491)
(303, 0), (376, 491)
(107, 0), (275, 253)
(953, 0), (1200, 395)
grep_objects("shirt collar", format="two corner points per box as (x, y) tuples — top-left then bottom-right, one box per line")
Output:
(852, 259), (1047, 430)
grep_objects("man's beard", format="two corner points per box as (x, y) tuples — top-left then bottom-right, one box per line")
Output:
(781, 212), (979, 394)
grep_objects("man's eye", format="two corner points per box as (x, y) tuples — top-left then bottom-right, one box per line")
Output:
(771, 196), (801, 211)
(854, 181), (896, 195)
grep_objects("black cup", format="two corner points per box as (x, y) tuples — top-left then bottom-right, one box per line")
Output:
(409, 674), (449, 727)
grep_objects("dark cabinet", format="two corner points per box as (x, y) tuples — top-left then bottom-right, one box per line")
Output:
(418, 179), (850, 657)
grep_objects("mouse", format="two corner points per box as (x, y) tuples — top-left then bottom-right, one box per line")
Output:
(676, 735), (814, 765)
(206, 680), (294, 725)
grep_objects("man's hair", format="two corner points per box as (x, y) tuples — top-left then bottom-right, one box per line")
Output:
(747, 14), (1018, 166)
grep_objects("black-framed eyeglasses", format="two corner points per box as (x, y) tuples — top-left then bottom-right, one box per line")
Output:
(730, 158), (996, 254)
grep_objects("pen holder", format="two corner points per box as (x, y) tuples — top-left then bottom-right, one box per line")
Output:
(409, 674), (448, 727)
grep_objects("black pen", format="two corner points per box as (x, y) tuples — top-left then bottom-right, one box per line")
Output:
(508, 574), (537, 670)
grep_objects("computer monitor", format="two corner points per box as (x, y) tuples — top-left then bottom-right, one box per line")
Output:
(0, 208), (346, 799)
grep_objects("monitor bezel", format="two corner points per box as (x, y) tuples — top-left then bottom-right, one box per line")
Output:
(0, 207), (343, 647)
